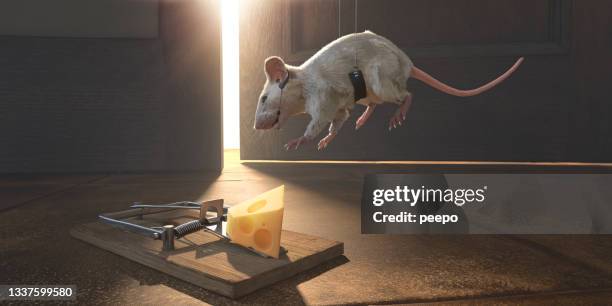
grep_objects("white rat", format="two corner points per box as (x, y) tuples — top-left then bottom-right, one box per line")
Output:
(254, 31), (523, 150)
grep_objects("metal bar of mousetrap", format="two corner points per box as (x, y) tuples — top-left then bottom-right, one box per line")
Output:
(99, 214), (162, 239)
(131, 204), (201, 209)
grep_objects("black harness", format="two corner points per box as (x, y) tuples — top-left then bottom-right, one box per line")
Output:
(348, 69), (367, 102)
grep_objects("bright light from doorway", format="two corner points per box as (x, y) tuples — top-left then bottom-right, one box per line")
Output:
(221, 0), (240, 149)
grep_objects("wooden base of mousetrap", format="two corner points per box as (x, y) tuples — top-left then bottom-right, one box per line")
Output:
(70, 209), (344, 298)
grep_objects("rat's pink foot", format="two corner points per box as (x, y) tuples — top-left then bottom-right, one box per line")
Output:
(388, 94), (413, 131)
(284, 136), (309, 150)
(317, 132), (336, 150)
(388, 109), (405, 130)
(355, 104), (376, 130)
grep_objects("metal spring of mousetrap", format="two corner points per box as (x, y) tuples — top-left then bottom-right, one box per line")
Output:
(174, 220), (204, 238)
(98, 199), (228, 252)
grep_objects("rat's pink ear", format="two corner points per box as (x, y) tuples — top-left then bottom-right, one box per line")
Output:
(264, 56), (287, 82)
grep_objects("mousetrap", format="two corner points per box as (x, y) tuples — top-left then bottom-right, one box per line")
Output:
(70, 199), (344, 298)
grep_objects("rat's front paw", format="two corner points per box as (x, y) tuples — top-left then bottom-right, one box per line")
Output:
(317, 133), (336, 150)
(284, 136), (309, 150)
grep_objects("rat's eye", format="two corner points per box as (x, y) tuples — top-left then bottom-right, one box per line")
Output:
(260, 95), (267, 104)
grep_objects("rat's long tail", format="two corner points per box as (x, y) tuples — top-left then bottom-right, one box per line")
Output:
(410, 57), (524, 97)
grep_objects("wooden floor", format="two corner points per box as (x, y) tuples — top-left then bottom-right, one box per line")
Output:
(2, 150), (612, 305)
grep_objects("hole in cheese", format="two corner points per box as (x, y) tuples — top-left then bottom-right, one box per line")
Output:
(239, 217), (254, 234)
(247, 199), (267, 213)
(253, 228), (272, 250)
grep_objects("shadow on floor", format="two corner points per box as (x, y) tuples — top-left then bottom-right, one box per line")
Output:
(117, 253), (349, 305)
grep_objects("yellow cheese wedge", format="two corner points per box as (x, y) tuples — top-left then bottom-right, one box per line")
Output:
(227, 185), (285, 258)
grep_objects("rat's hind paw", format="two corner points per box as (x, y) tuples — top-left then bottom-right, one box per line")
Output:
(388, 109), (406, 131)
(317, 133), (336, 150)
(388, 96), (412, 131)
(355, 104), (376, 130)
(355, 114), (369, 130)
(284, 136), (309, 150)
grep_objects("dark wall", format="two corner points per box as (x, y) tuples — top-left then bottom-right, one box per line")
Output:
(240, 0), (612, 163)
(0, 0), (222, 173)
(0, 0), (158, 38)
